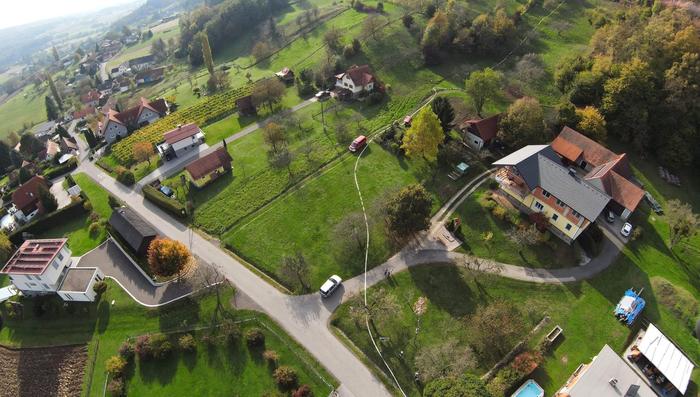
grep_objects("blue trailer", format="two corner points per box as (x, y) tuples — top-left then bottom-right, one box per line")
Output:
(614, 288), (645, 326)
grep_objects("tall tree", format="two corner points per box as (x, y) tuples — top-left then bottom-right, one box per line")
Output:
(498, 97), (545, 148)
(666, 199), (699, 248)
(465, 68), (502, 117)
(424, 374), (493, 397)
(575, 106), (607, 142)
(82, 128), (97, 148)
(52, 46), (60, 62)
(151, 38), (167, 61)
(252, 78), (286, 112)
(147, 238), (192, 279)
(468, 300), (526, 361)
(55, 124), (70, 139)
(38, 185), (58, 213)
(401, 107), (444, 162)
(262, 122), (287, 153)
(199, 32), (215, 76)
(45, 73), (63, 110)
(384, 184), (433, 238)
(19, 133), (43, 158)
(0, 141), (12, 172)
(362, 15), (385, 41)
(133, 141), (155, 165)
(421, 10), (450, 63)
(278, 252), (310, 293)
(430, 96), (455, 132)
(415, 339), (476, 383)
(44, 96), (59, 121)
(0, 232), (14, 264)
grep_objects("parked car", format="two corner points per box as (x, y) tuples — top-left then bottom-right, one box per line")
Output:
(403, 115), (413, 127)
(349, 135), (367, 153)
(159, 185), (175, 198)
(606, 211), (615, 223)
(315, 90), (331, 101)
(319, 275), (342, 298)
(621, 222), (633, 237)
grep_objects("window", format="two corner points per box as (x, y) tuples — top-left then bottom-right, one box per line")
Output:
(555, 199), (564, 207)
(534, 202), (544, 211)
(57, 252), (63, 261)
(565, 223), (572, 231)
(572, 210), (581, 218)
(580, 161), (588, 169)
(542, 189), (551, 198)
(52, 260), (59, 269)
(552, 214), (559, 221)
(42, 283), (50, 290)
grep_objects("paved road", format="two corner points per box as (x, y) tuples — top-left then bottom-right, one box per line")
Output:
(137, 98), (318, 187)
(77, 161), (391, 397)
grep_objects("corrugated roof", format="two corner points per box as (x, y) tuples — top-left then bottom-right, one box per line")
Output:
(638, 324), (694, 395)
(1, 238), (67, 275)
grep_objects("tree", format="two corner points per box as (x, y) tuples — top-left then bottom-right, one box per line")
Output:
(506, 224), (542, 246)
(0, 141), (12, 173)
(430, 96), (455, 132)
(323, 27), (343, 51)
(402, 14), (414, 28)
(55, 124), (70, 139)
(82, 128), (97, 148)
(252, 78), (286, 112)
(515, 53), (545, 82)
(19, 133), (43, 158)
(465, 68), (502, 117)
(133, 141), (154, 165)
(262, 122), (287, 153)
(555, 98), (580, 129)
(415, 339), (477, 382)
(366, 287), (399, 324)
(332, 212), (366, 259)
(424, 374), (493, 397)
(18, 167), (32, 184)
(199, 32), (215, 76)
(362, 15), (385, 41)
(384, 184), (433, 238)
(468, 301), (526, 360)
(664, 52), (700, 117)
(152, 38), (167, 61)
(44, 96), (59, 121)
(666, 199), (699, 248)
(401, 107), (444, 162)
(251, 41), (273, 62)
(147, 238), (192, 279)
(575, 106), (607, 142)
(51, 46), (60, 62)
(0, 232), (13, 264)
(278, 252), (310, 293)
(498, 97), (545, 148)
(45, 73), (63, 110)
(421, 10), (450, 63)
(38, 185), (58, 213)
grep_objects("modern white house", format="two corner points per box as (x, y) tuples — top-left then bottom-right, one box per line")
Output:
(156, 123), (205, 160)
(1, 239), (104, 303)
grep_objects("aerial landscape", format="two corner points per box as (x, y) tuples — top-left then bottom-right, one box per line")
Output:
(0, 0), (698, 396)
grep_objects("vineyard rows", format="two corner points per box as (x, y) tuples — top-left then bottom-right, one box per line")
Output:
(112, 83), (255, 164)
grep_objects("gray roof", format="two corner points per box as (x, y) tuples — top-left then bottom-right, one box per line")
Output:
(493, 145), (610, 221)
(566, 345), (657, 397)
(58, 267), (98, 292)
(108, 207), (158, 252)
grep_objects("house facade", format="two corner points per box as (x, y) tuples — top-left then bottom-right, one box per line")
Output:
(457, 114), (500, 151)
(156, 123), (205, 160)
(100, 97), (169, 143)
(335, 65), (376, 96)
(185, 147), (233, 188)
(11, 176), (50, 224)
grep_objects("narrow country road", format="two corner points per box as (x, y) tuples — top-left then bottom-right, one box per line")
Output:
(77, 161), (392, 397)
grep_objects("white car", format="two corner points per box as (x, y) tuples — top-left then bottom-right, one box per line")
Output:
(319, 275), (342, 298)
(315, 90), (331, 101)
(621, 222), (633, 237)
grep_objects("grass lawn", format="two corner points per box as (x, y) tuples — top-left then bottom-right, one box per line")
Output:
(0, 84), (49, 138)
(454, 187), (580, 268)
(74, 172), (113, 219)
(106, 27), (180, 70)
(0, 282), (335, 396)
(35, 216), (107, 256)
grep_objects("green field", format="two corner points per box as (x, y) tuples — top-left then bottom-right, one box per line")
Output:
(0, 84), (49, 138)
(106, 27), (180, 71)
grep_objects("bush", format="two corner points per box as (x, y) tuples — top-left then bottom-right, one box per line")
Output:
(88, 221), (102, 236)
(219, 318), (241, 344)
(245, 327), (265, 347)
(367, 91), (384, 105)
(43, 157), (78, 179)
(263, 349), (280, 366)
(107, 377), (125, 397)
(491, 205), (507, 220)
(135, 334), (153, 360)
(342, 44), (356, 59)
(489, 180), (500, 190)
(631, 226), (643, 241)
(178, 334), (197, 352)
(93, 281), (108, 295)
(293, 385), (314, 397)
(273, 366), (299, 390)
(105, 355), (127, 377)
(83, 200), (93, 211)
(149, 333), (173, 359)
(108, 195), (122, 208)
(116, 169), (135, 186)
(142, 185), (187, 218)
(118, 341), (135, 361)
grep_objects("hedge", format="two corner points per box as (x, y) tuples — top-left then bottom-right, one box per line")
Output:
(9, 198), (87, 245)
(143, 185), (187, 218)
(43, 157), (78, 179)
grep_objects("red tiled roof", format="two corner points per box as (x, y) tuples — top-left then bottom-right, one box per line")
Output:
(460, 114), (500, 142)
(584, 155), (643, 212)
(80, 90), (100, 104)
(164, 123), (201, 144)
(343, 65), (375, 86)
(185, 147), (232, 180)
(103, 97), (167, 133)
(12, 176), (48, 214)
(551, 126), (617, 166)
(72, 106), (95, 119)
(1, 238), (67, 275)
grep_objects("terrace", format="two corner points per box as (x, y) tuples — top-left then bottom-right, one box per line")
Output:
(494, 167), (530, 199)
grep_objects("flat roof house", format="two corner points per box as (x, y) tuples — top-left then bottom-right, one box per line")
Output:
(0, 238), (104, 302)
(156, 123), (205, 161)
(108, 207), (159, 255)
(185, 147), (232, 188)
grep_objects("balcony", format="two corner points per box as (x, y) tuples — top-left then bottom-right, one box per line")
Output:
(495, 167), (529, 199)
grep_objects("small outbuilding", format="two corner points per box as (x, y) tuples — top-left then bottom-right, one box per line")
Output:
(185, 147), (233, 188)
(109, 207), (158, 254)
(275, 67), (295, 83)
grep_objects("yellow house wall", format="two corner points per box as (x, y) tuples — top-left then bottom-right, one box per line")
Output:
(530, 199), (582, 239)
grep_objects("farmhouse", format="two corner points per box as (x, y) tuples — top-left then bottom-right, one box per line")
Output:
(100, 97), (169, 143)
(11, 176), (50, 224)
(457, 114), (500, 151)
(335, 64), (376, 98)
(275, 67), (295, 82)
(109, 207), (158, 254)
(128, 54), (156, 72)
(156, 123), (205, 160)
(0, 238), (104, 302)
(80, 90), (101, 107)
(185, 147), (233, 188)
(135, 67), (165, 86)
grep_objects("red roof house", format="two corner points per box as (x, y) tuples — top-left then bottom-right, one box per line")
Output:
(459, 114), (500, 150)
(1, 239), (67, 275)
(185, 147), (233, 187)
(12, 176), (50, 221)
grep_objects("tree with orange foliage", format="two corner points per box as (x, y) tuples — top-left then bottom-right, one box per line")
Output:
(147, 238), (192, 279)
(133, 141), (155, 165)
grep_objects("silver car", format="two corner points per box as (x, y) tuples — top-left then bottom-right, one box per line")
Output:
(621, 222), (633, 237)
(319, 275), (342, 298)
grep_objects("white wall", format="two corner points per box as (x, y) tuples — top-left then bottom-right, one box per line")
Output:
(137, 108), (161, 126)
(465, 131), (484, 151)
(10, 246), (72, 293)
(104, 121), (128, 143)
(57, 268), (104, 303)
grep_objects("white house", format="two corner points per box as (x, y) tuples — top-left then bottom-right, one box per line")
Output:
(1, 239), (104, 303)
(457, 114), (500, 151)
(101, 97), (169, 143)
(335, 64), (376, 96)
(156, 123), (205, 160)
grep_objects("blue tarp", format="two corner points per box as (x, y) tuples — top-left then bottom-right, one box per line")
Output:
(614, 288), (645, 326)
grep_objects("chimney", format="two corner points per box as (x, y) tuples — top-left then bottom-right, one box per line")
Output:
(609, 378), (618, 387)
(568, 168), (577, 177)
